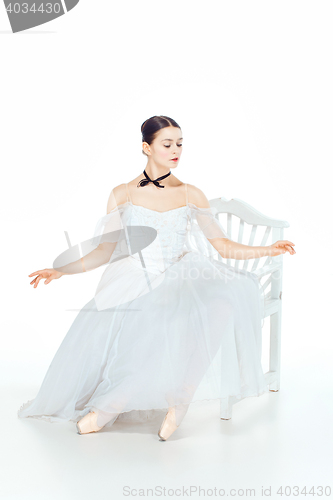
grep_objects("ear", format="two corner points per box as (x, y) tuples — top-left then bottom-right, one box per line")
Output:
(142, 142), (150, 155)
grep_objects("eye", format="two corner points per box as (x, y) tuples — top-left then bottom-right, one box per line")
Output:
(164, 144), (182, 148)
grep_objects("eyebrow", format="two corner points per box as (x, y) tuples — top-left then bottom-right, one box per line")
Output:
(161, 137), (183, 141)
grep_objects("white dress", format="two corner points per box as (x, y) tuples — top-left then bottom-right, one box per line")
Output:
(18, 183), (269, 428)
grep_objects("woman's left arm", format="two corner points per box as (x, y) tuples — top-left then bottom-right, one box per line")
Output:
(207, 237), (296, 260)
(188, 184), (296, 261)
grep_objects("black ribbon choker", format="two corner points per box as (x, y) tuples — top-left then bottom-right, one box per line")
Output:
(137, 169), (171, 188)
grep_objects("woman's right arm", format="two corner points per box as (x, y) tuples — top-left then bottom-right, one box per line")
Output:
(29, 241), (117, 288)
(29, 186), (124, 288)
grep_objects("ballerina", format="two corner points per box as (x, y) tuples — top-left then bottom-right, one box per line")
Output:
(19, 115), (296, 441)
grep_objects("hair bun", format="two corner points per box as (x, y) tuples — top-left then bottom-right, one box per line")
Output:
(140, 115), (180, 149)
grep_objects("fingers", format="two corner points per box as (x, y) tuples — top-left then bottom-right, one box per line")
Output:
(28, 271), (41, 277)
(276, 241), (296, 255)
(279, 241), (295, 247)
(280, 240), (294, 245)
(29, 270), (43, 287)
(284, 244), (296, 255)
(29, 269), (56, 288)
(273, 242), (296, 256)
(30, 276), (40, 287)
(35, 275), (43, 287)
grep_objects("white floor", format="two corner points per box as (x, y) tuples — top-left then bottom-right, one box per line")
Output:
(2, 362), (332, 500)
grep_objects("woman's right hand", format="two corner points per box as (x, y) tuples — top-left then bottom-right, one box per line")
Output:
(29, 268), (64, 288)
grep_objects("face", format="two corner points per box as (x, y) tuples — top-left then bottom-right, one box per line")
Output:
(143, 126), (183, 168)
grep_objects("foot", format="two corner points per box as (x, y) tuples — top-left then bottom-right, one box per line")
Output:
(76, 411), (104, 434)
(158, 406), (185, 441)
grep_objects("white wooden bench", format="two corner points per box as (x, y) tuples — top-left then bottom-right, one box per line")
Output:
(208, 197), (290, 419)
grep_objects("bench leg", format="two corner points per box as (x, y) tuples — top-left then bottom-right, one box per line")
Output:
(269, 309), (281, 392)
(220, 397), (232, 419)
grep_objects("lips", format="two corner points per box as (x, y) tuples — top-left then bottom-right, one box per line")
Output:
(171, 158), (178, 161)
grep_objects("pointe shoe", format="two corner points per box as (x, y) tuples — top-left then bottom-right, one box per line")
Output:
(158, 407), (184, 441)
(76, 411), (103, 434)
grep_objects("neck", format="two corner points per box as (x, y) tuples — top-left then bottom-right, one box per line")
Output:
(144, 162), (171, 182)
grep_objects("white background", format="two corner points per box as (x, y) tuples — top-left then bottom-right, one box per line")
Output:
(1, 1), (332, 499)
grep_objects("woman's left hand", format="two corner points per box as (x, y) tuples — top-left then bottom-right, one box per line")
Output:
(267, 240), (296, 257)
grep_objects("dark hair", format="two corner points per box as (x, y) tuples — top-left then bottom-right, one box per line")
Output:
(141, 115), (181, 156)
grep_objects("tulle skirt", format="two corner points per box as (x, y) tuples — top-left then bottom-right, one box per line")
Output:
(18, 251), (269, 427)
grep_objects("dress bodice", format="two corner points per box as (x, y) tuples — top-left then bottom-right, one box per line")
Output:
(126, 203), (190, 274)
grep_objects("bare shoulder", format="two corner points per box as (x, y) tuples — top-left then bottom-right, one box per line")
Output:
(106, 183), (127, 214)
(187, 183), (211, 209)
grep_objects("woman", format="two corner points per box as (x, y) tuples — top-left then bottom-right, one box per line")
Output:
(18, 115), (296, 441)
